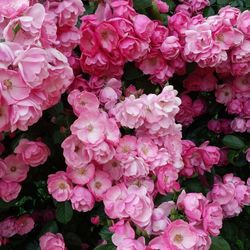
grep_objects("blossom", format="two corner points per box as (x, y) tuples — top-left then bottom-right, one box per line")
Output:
(15, 215), (35, 236)
(39, 232), (66, 250)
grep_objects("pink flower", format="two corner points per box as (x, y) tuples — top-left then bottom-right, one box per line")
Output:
(0, 217), (17, 238)
(202, 202), (223, 236)
(133, 14), (155, 41)
(3, 4), (45, 47)
(180, 0), (209, 12)
(154, 0), (169, 13)
(102, 159), (122, 181)
(14, 47), (49, 88)
(116, 135), (137, 161)
(87, 170), (112, 201)
(0, 0), (29, 18)
(0, 96), (10, 132)
(92, 141), (115, 164)
(14, 139), (50, 167)
(117, 238), (146, 250)
(160, 36), (181, 60)
(71, 111), (105, 145)
(96, 22), (119, 53)
(163, 219), (198, 250)
(16, 215), (35, 236)
(47, 171), (73, 202)
(151, 202), (175, 233)
(118, 36), (149, 61)
(67, 90), (99, 117)
(62, 135), (93, 168)
(70, 186), (95, 212)
(218, 6), (240, 26)
(66, 164), (95, 185)
(137, 136), (158, 162)
(237, 11), (250, 38)
(177, 191), (206, 223)
(156, 165), (180, 194)
(3, 154), (29, 182)
(124, 185), (153, 228)
(0, 180), (21, 202)
(103, 183), (129, 219)
(39, 232), (66, 250)
(55, 0), (84, 27)
(110, 220), (135, 247)
(0, 69), (30, 105)
(231, 118), (246, 133)
(246, 148), (250, 162)
(215, 84), (234, 105)
(0, 159), (6, 178)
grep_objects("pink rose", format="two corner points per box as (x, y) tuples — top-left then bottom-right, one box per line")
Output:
(14, 139), (50, 167)
(0, 0), (29, 18)
(202, 202), (223, 236)
(16, 215), (35, 236)
(177, 191), (206, 222)
(117, 238), (146, 250)
(163, 219), (198, 250)
(62, 135), (93, 168)
(47, 171), (73, 202)
(39, 232), (66, 250)
(70, 186), (95, 212)
(0, 217), (17, 238)
(219, 6), (240, 26)
(3, 154), (29, 182)
(87, 170), (112, 201)
(237, 10), (250, 38)
(0, 180), (21, 202)
(160, 36), (181, 60)
(66, 164), (95, 185)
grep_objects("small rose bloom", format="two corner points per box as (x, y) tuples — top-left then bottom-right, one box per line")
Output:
(47, 171), (73, 202)
(66, 164), (95, 185)
(237, 10), (250, 38)
(39, 232), (66, 250)
(14, 139), (50, 167)
(3, 154), (29, 182)
(70, 186), (95, 212)
(0, 180), (21, 202)
(16, 215), (35, 236)
(0, 217), (17, 238)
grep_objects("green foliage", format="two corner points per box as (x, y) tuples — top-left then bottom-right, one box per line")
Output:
(222, 135), (245, 150)
(94, 244), (116, 250)
(211, 236), (231, 250)
(56, 201), (73, 224)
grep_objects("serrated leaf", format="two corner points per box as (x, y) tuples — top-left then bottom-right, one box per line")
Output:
(222, 135), (245, 149)
(210, 236), (231, 250)
(56, 201), (73, 224)
(94, 244), (116, 250)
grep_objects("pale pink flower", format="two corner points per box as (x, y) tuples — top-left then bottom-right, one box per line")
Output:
(0, 69), (30, 105)
(62, 135), (93, 168)
(163, 219), (198, 250)
(16, 215), (35, 236)
(117, 238), (146, 250)
(71, 111), (105, 145)
(92, 141), (115, 164)
(14, 139), (50, 167)
(202, 202), (223, 236)
(39, 232), (66, 250)
(3, 154), (29, 182)
(115, 135), (137, 161)
(219, 6), (240, 26)
(160, 36), (181, 60)
(47, 171), (73, 202)
(137, 136), (158, 162)
(70, 186), (95, 212)
(102, 159), (122, 181)
(87, 170), (112, 201)
(177, 191), (206, 223)
(237, 10), (250, 38)
(0, 0), (29, 18)
(66, 163), (95, 185)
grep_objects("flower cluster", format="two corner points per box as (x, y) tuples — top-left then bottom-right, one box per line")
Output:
(79, 0), (185, 84)
(0, 139), (50, 202)
(0, 0), (84, 132)
(0, 214), (34, 244)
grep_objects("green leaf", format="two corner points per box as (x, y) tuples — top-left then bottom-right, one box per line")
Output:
(133, 0), (152, 10)
(12, 23), (21, 35)
(0, 199), (17, 213)
(246, 0), (250, 7)
(222, 135), (245, 149)
(99, 226), (113, 242)
(56, 201), (73, 224)
(38, 220), (58, 237)
(210, 236), (231, 250)
(94, 244), (116, 250)
(164, 0), (176, 12)
(203, 6), (215, 17)
(216, 0), (227, 5)
(25, 241), (40, 250)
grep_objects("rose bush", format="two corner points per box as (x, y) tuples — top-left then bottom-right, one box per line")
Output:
(0, 0), (250, 249)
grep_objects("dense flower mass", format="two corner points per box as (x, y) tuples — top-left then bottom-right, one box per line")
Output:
(1, 0), (250, 249)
